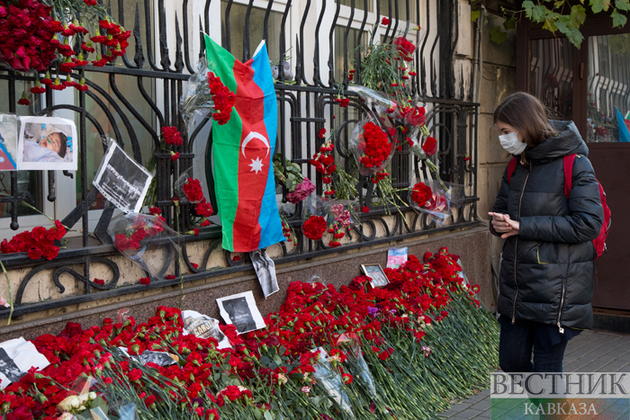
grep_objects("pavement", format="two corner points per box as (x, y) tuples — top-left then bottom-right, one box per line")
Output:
(437, 329), (630, 419)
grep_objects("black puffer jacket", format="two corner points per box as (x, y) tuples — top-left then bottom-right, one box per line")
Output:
(491, 121), (604, 331)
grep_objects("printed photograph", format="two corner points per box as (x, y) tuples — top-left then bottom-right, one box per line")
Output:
(361, 264), (389, 288)
(217, 291), (266, 335)
(0, 348), (26, 385)
(93, 141), (152, 213)
(17, 116), (77, 171)
(0, 114), (17, 171)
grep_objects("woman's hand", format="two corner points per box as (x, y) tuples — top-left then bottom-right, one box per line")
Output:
(488, 212), (520, 239)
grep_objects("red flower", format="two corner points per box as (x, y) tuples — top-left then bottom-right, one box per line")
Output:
(191, 262), (199, 269)
(393, 36), (416, 59)
(162, 126), (183, 146)
(362, 206), (370, 213)
(381, 17), (390, 25)
(149, 207), (161, 215)
(302, 216), (327, 241)
(358, 122), (392, 169)
(17, 95), (30, 106)
(422, 137), (437, 156)
(170, 151), (179, 161)
(195, 200), (213, 217)
(182, 178), (204, 202)
(406, 106), (426, 127)
(139, 277), (151, 285)
(94, 278), (105, 285)
(411, 182), (432, 207)
(318, 128), (326, 138)
(207, 72), (235, 125)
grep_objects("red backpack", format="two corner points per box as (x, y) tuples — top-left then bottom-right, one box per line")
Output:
(507, 154), (611, 258)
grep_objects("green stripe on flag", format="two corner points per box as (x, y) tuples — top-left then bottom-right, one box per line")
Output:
(204, 34), (241, 251)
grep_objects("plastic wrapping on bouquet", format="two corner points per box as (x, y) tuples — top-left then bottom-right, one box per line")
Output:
(410, 180), (465, 227)
(312, 347), (355, 418)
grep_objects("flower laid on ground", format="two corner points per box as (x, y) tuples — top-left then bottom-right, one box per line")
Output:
(0, 220), (66, 260)
(411, 182), (432, 207)
(302, 215), (327, 241)
(0, 248), (497, 420)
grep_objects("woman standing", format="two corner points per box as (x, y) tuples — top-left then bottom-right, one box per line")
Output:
(489, 92), (604, 373)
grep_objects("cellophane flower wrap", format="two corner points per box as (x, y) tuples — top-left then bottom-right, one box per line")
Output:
(349, 115), (396, 176)
(311, 348), (355, 418)
(107, 213), (178, 280)
(302, 195), (358, 245)
(179, 60), (236, 130)
(409, 180), (464, 226)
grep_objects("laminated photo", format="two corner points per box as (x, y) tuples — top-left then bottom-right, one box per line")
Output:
(93, 141), (152, 213)
(217, 291), (265, 335)
(0, 114), (17, 171)
(17, 116), (77, 171)
(361, 264), (389, 288)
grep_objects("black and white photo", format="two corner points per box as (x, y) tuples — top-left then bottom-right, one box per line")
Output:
(17, 116), (77, 171)
(217, 291), (265, 334)
(93, 141), (152, 213)
(361, 264), (389, 288)
(0, 348), (25, 384)
(0, 338), (50, 389)
(181, 310), (231, 349)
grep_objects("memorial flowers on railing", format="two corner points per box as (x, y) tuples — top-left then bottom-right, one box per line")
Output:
(0, 0), (131, 99)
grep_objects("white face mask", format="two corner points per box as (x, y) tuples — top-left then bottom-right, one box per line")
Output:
(499, 131), (526, 155)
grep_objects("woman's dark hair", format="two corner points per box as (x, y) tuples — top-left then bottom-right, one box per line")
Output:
(55, 132), (68, 158)
(493, 92), (558, 166)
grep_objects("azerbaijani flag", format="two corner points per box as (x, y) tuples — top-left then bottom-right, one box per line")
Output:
(205, 35), (285, 252)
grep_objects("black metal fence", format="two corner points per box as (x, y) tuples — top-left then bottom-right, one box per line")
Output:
(0, 0), (479, 320)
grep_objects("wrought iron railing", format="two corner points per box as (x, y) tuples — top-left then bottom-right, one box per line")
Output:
(0, 0), (479, 320)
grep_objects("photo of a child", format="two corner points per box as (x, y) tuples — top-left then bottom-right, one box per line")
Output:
(17, 116), (77, 171)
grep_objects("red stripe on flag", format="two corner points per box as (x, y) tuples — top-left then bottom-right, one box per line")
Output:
(232, 58), (270, 251)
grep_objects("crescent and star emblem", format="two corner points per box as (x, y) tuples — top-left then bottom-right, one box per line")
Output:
(241, 132), (270, 174)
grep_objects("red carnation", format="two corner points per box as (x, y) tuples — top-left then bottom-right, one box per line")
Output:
(381, 17), (390, 25)
(302, 215), (327, 241)
(162, 126), (183, 146)
(182, 178), (204, 203)
(411, 182), (432, 207)
(422, 137), (437, 156)
(139, 277), (151, 285)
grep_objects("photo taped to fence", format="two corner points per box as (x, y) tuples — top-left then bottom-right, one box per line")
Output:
(17, 116), (77, 171)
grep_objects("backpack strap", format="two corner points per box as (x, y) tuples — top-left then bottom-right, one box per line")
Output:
(563, 154), (577, 199)
(507, 157), (518, 184)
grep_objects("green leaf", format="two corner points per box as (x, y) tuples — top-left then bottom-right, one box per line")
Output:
(264, 411), (274, 420)
(532, 4), (550, 21)
(590, 0), (611, 13)
(570, 5), (587, 26)
(523, 0), (536, 18)
(565, 27), (585, 47)
(471, 10), (480, 22)
(489, 26), (508, 44)
(503, 18), (517, 30)
(554, 14), (573, 33)
(612, 8), (628, 26)
(617, 0), (630, 11)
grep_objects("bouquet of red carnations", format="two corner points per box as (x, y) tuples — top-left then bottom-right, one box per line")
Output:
(107, 212), (178, 280)
(349, 116), (397, 176)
